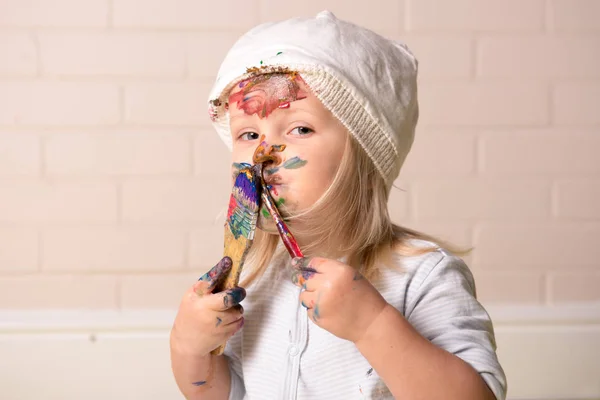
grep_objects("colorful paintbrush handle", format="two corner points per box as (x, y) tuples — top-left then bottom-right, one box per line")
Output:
(212, 166), (262, 356)
(260, 183), (303, 259)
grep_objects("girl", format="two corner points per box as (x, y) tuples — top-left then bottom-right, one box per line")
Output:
(170, 11), (507, 400)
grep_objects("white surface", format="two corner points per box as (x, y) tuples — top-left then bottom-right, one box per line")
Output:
(1, 305), (599, 400)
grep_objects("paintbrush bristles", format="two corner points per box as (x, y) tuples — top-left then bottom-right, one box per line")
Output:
(226, 168), (261, 241)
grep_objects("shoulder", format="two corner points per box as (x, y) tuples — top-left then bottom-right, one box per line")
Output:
(393, 238), (474, 286)
(379, 238), (477, 307)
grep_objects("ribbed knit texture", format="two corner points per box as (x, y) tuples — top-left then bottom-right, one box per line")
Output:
(224, 242), (507, 400)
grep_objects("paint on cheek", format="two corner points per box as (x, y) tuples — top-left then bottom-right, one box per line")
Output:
(261, 208), (270, 219)
(192, 381), (207, 386)
(282, 156), (307, 169)
(260, 197), (284, 218)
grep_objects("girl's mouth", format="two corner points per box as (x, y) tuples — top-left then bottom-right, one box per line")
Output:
(264, 174), (283, 186)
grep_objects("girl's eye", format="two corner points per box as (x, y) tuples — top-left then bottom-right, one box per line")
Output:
(289, 126), (314, 136)
(239, 132), (260, 141)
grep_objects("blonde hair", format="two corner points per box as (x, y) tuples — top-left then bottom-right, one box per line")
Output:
(240, 133), (471, 287)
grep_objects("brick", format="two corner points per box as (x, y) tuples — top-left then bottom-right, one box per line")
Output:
(478, 35), (600, 78)
(548, 273), (600, 302)
(0, 275), (117, 309)
(555, 180), (600, 219)
(0, 83), (119, 126)
(414, 179), (551, 220)
(45, 132), (191, 176)
(0, 182), (117, 223)
(260, 0), (404, 34)
(0, 133), (40, 175)
(406, 221), (472, 248)
(553, 83), (600, 125)
(0, 33), (37, 76)
(0, 229), (38, 273)
(124, 82), (211, 126)
(0, 0), (107, 27)
(121, 179), (229, 224)
(418, 82), (549, 126)
(40, 33), (186, 77)
(473, 223), (600, 268)
(407, 0), (544, 32)
(471, 270), (544, 304)
(113, 0), (259, 29)
(190, 227), (226, 270)
(187, 33), (242, 79)
(400, 35), (473, 79)
(481, 131), (600, 175)
(42, 229), (187, 272)
(193, 130), (233, 176)
(401, 132), (476, 177)
(120, 272), (198, 308)
(549, 0), (600, 31)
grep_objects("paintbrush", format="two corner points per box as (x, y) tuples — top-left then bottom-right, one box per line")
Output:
(252, 135), (304, 259)
(211, 163), (262, 356)
(211, 137), (304, 355)
(260, 179), (303, 259)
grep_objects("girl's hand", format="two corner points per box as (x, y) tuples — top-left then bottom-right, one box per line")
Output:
(170, 257), (246, 358)
(291, 257), (388, 343)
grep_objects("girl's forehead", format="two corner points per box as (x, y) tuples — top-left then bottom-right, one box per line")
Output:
(227, 73), (314, 119)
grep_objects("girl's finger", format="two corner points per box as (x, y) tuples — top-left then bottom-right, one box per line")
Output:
(213, 317), (245, 348)
(291, 262), (318, 290)
(299, 290), (318, 310)
(205, 286), (247, 311)
(194, 257), (233, 296)
(300, 291), (323, 323)
(292, 257), (328, 273)
(213, 306), (244, 328)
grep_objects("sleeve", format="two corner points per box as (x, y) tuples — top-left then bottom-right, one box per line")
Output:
(404, 253), (507, 400)
(224, 330), (246, 400)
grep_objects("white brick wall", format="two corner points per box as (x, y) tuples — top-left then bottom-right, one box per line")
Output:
(0, 0), (599, 398)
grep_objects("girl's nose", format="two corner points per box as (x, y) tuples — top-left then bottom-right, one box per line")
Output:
(252, 135), (286, 166)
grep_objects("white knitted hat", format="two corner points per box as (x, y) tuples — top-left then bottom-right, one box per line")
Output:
(208, 10), (419, 189)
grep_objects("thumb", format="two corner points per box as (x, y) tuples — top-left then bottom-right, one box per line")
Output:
(194, 257), (232, 296)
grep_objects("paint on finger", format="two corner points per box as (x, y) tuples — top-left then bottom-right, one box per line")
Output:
(291, 257), (315, 271)
(313, 293), (322, 323)
(223, 287), (246, 308)
(199, 257), (232, 285)
(291, 269), (315, 288)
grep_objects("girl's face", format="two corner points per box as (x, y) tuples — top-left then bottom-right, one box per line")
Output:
(229, 73), (347, 236)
